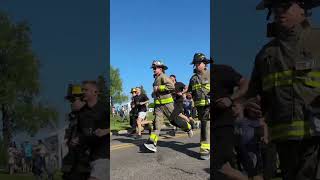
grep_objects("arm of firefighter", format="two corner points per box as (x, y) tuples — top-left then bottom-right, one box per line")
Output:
(244, 57), (263, 117)
(158, 76), (175, 92)
(245, 56), (263, 99)
(187, 77), (194, 93)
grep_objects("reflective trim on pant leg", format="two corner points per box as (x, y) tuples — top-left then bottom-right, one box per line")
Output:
(149, 133), (158, 145)
(200, 141), (210, 150)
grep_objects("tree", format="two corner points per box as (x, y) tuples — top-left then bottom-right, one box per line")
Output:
(0, 12), (58, 153)
(97, 73), (108, 105)
(110, 66), (128, 105)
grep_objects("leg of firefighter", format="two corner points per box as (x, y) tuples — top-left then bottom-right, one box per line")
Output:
(144, 105), (163, 152)
(167, 103), (192, 135)
(198, 106), (210, 160)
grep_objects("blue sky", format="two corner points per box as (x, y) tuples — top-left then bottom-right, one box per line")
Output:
(213, 0), (320, 77)
(1, 1), (107, 140)
(111, 0), (210, 103)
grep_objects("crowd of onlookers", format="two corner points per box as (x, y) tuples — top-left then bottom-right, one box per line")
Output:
(7, 140), (58, 180)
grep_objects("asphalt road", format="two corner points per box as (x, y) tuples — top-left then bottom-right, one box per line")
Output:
(110, 129), (210, 180)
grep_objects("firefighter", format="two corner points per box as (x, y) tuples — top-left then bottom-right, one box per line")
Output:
(144, 60), (193, 152)
(188, 53), (211, 160)
(246, 0), (320, 179)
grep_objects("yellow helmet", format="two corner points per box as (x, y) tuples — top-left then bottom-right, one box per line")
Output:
(130, 88), (137, 93)
(65, 84), (84, 101)
(71, 85), (83, 95)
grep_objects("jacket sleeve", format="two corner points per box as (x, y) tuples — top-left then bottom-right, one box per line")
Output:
(158, 75), (175, 92)
(246, 56), (263, 99)
(187, 75), (195, 93)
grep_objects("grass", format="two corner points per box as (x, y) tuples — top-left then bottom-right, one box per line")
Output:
(0, 170), (62, 180)
(110, 115), (131, 132)
(110, 111), (195, 133)
(110, 112), (169, 132)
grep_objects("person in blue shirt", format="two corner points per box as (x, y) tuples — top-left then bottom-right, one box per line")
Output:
(24, 141), (33, 173)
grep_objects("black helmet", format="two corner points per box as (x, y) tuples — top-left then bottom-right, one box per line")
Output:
(191, 53), (211, 65)
(256, 0), (320, 10)
(150, 60), (168, 70)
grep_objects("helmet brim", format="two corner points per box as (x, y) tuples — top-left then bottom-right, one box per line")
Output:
(191, 58), (211, 65)
(256, 0), (320, 10)
(151, 65), (168, 70)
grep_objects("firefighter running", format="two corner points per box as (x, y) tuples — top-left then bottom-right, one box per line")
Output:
(144, 60), (194, 152)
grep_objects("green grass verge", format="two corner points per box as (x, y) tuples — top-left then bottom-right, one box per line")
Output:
(0, 171), (62, 180)
(110, 112), (175, 132)
(110, 112), (156, 132)
(110, 115), (131, 132)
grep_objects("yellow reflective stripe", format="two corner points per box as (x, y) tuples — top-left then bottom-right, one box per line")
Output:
(192, 83), (210, 91)
(270, 120), (311, 140)
(308, 71), (320, 78)
(304, 71), (320, 88)
(159, 85), (166, 92)
(304, 80), (320, 88)
(187, 122), (191, 130)
(155, 97), (174, 104)
(204, 84), (210, 91)
(195, 99), (209, 106)
(149, 134), (158, 143)
(263, 70), (292, 83)
(271, 130), (309, 140)
(263, 70), (320, 90)
(192, 84), (202, 91)
(263, 79), (293, 91)
(200, 142), (210, 150)
(263, 70), (293, 91)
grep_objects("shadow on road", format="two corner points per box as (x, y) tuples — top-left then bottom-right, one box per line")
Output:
(112, 130), (202, 159)
(157, 141), (200, 160)
(203, 168), (210, 174)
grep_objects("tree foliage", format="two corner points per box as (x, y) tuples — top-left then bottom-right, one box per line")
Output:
(0, 12), (58, 148)
(110, 66), (128, 105)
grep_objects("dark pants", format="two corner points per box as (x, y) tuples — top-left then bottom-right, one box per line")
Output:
(170, 100), (185, 128)
(130, 114), (137, 128)
(212, 126), (237, 179)
(262, 143), (278, 180)
(237, 141), (263, 177)
(62, 172), (90, 180)
(276, 138), (320, 180)
(62, 147), (91, 180)
(197, 106), (210, 144)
